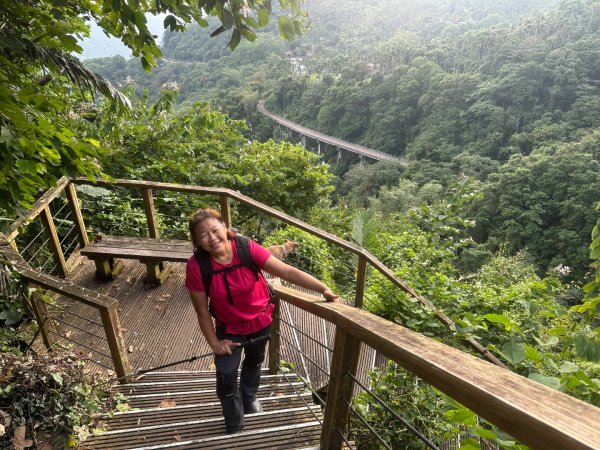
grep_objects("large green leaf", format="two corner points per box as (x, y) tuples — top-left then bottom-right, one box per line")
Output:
(528, 373), (562, 390)
(277, 16), (296, 40)
(575, 334), (600, 361)
(500, 341), (525, 365)
(483, 313), (511, 330)
(258, 7), (269, 27)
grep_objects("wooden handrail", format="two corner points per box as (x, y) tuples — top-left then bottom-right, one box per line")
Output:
(7, 176), (70, 242)
(0, 238), (132, 379)
(70, 177), (504, 366)
(273, 284), (600, 450)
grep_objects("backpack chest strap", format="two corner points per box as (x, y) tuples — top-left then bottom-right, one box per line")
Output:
(212, 264), (244, 305)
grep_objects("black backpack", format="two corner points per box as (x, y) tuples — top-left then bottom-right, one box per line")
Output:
(194, 235), (275, 310)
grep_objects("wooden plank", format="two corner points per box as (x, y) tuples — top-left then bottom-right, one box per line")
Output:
(28, 289), (57, 349)
(40, 206), (68, 277)
(15, 266), (118, 310)
(354, 255), (367, 308)
(219, 195), (231, 228)
(321, 328), (360, 449)
(7, 176), (70, 241)
(100, 304), (133, 379)
(65, 182), (89, 248)
(82, 411), (321, 449)
(268, 296), (281, 374)
(83, 246), (190, 262)
(103, 394), (311, 430)
(274, 285), (600, 450)
(142, 188), (160, 239)
(82, 236), (190, 248)
(80, 236), (193, 262)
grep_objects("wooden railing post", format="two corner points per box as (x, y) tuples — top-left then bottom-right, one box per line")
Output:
(321, 327), (361, 449)
(268, 296), (281, 374)
(65, 182), (89, 248)
(40, 206), (68, 277)
(28, 288), (57, 349)
(100, 304), (132, 381)
(355, 255), (367, 308)
(142, 188), (160, 239)
(220, 195), (231, 229)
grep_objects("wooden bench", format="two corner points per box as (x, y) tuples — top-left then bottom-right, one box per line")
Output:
(80, 236), (193, 285)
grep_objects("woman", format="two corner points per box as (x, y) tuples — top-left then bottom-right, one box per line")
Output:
(185, 208), (338, 434)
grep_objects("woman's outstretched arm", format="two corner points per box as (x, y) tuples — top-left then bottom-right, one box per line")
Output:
(263, 255), (339, 302)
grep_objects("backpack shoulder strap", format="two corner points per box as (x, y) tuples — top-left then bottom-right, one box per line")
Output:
(194, 249), (213, 294)
(235, 235), (260, 280)
(236, 234), (276, 305)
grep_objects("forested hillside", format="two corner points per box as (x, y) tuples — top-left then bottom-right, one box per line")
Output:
(3, 0), (600, 446)
(86, 0), (600, 278)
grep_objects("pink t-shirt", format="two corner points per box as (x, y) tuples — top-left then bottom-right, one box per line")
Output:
(185, 238), (273, 335)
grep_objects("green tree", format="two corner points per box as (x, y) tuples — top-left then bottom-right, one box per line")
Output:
(484, 145), (600, 276)
(1, 0), (307, 214)
(234, 140), (335, 218)
(337, 160), (406, 206)
(92, 87), (247, 187)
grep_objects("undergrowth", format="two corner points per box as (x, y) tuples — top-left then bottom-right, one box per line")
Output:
(0, 351), (125, 449)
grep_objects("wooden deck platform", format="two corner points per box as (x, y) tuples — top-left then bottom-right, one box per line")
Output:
(38, 249), (341, 386)
(42, 249), (216, 376)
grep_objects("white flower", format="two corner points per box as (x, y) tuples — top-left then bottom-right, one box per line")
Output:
(161, 81), (179, 91)
(553, 264), (571, 276)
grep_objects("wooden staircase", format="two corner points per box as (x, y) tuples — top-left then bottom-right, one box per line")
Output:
(82, 370), (323, 449)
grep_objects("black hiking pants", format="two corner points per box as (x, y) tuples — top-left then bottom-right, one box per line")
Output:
(214, 325), (270, 434)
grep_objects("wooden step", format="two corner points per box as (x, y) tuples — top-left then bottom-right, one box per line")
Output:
(130, 422), (322, 449)
(116, 374), (299, 396)
(98, 393), (315, 430)
(82, 407), (322, 449)
(131, 421), (321, 450)
(122, 382), (306, 409)
(130, 369), (270, 383)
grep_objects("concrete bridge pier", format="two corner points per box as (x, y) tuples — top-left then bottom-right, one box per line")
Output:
(301, 134), (306, 148)
(337, 146), (341, 163)
(317, 141), (321, 155)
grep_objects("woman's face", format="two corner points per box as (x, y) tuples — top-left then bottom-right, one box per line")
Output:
(194, 217), (229, 254)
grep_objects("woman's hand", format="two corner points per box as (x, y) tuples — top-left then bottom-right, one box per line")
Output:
(322, 288), (339, 302)
(212, 339), (240, 355)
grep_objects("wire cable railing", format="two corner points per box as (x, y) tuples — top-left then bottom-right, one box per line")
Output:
(30, 293), (119, 373)
(347, 371), (440, 450)
(6, 177), (600, 449)
(271, 346), (326, 427)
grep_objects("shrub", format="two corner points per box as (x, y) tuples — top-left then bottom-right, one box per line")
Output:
(0, 352), (118, 448)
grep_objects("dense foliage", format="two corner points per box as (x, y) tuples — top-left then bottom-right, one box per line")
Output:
(3, 0), (600, 447)
(0, 0), (307, 216)
(0, 352), (122, 448)
(84, 0), (600, 277)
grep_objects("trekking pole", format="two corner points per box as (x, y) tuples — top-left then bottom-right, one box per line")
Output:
(96, 334), (271, 386)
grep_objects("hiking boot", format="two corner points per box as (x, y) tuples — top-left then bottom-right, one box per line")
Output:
(243, 398), (263, 414)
